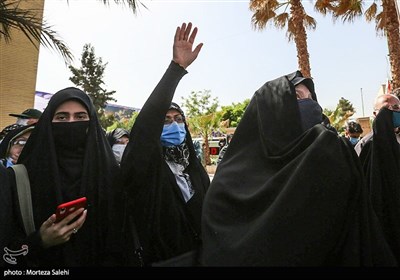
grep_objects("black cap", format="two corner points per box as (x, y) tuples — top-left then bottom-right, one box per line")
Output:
(9, 108), (42, 119)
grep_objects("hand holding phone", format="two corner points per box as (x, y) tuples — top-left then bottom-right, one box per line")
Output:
(55, 197), (87, 223)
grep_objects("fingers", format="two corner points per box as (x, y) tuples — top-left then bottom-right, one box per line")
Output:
(193, 43), (204, 57)
(183, 22), (192, 41)
(178, 22), (187, 41)
(188, 27), (198, 44)
(177, 22), (194, 42)
(43, 214), (56, 227)
(174, 26), (180, 43)
(57, 208), (85, 227)
(67, 209), (87, 233)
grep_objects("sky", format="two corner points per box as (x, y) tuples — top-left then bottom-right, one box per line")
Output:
(35, 0), (393, 118)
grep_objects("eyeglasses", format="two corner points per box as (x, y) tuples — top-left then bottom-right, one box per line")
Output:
(164, 115), (184, 125)
(12, 139), (27, 147)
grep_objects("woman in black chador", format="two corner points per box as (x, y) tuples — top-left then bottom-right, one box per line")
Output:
(4, 87), (119, 266)
(117, 22), (209, 265)
(360, 107), (400, 264)
(201, 71), (397, 266)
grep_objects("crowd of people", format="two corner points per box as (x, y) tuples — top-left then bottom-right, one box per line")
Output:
(1, 21), (400, 268)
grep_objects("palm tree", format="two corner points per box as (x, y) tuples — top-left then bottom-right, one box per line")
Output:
(249, 0), (335, 78)
(0, 0), (144, 64)
(332, 0), (400, 89)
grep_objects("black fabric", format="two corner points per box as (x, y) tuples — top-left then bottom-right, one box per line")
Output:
(5, 87), (120, 266)
(169, 102), (185, 120)
(201, 72), (396, 266)
(106, 128), (129, 147)
(0, 164), (14, 267)
(117, 61), (210, 265)
(361, 108), (400, 264)
(163, 142), (190, 169)
(0, 123), (25, 142)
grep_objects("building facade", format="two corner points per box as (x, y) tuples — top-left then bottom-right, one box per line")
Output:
(0, 0), (45, 129)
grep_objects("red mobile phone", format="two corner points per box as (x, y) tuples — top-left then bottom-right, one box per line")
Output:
(55, 197), (87, 223)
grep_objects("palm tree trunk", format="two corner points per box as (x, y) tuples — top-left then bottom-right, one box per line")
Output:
(383, 0), (400, 90)
(203, 133), (211, 166)
(290, 0), (312, 78)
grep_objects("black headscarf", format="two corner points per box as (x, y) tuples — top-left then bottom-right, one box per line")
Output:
(14, 87), (119, 266)
(0, 124), (35, 160)
(361, 107), (400, 263)
(201, 72), (396, 266)
(106, 128), (130, 147)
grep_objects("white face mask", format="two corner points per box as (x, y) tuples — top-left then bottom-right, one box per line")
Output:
(16, 118), (29, 126)
(112, 144), (127, 164)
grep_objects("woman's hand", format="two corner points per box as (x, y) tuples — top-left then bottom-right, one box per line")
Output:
(172, 22), (203, 69)
(39, 208), (87, 248)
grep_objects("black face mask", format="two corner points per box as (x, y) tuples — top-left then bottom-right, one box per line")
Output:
(297, 99), (323, 131)
(52, 121), (89, 154)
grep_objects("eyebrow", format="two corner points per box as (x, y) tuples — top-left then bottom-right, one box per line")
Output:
(55, 111), (88, 114)
(165, 114), (182, 117)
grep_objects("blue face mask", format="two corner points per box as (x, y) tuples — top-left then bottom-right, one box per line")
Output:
(5, 157), (14, 168)
(393, 111), (400, 128)
(161, 122), (186, 146)
(349, 137), (359, 146)
(297, 99), (323, 131)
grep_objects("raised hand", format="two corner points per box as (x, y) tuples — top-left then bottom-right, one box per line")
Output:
(173, 22), (203, 69)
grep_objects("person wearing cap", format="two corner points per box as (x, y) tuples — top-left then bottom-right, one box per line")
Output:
(116, 22), (209, 266)
(0, 109), (42, 142)
(9, 108), (42, 126)
(200, 70), (396, 266)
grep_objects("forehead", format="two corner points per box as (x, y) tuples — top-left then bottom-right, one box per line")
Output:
(55, 100), (88, 113)
(388, 96), (400, 105)
(295, 83), (309, 91)
(166, 109), (181, 115)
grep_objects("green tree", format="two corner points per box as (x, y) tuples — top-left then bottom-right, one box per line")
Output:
(181, 90), (221, 166)
(323, 97), (355, 134)
(0, 0), (144, 64)
(69, 43), (117, 126)
(106, 111), (139, 132)
(220, 99), (250, 127)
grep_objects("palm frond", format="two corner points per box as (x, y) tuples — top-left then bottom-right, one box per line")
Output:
(0, 0), (73, 64)
(365, 2), (378, 22)
(274, 12), (289, 29)
(99, 0), (148, 14)
(314, 0), (336, 15)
